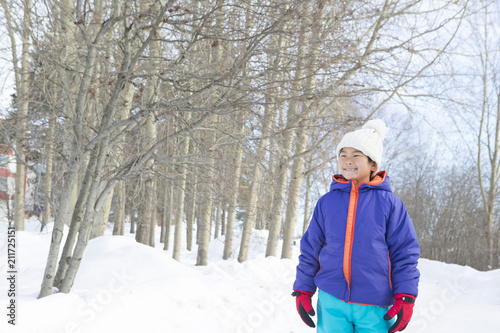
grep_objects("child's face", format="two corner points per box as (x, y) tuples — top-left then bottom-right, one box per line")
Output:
(338, 147), (377, 185)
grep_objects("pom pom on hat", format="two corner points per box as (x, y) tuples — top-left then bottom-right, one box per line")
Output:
(336, 119), (387, 173)
(362, 119), (386, 141)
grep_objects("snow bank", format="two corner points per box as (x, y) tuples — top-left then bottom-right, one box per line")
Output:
(0, 219), (499, 332)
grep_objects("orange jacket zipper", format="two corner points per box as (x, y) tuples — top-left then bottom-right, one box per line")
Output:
(343, 181), (359, 300)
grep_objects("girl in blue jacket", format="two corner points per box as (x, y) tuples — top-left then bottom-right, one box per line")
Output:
(292, 119), (420, 333)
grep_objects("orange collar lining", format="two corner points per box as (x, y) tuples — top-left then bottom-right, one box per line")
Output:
(333, 171), (386, 186)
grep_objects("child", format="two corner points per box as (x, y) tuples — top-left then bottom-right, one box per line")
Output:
(292, 119), (420, 333)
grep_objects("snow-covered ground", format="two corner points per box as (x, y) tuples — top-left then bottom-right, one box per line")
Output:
(1, 218), (499, 333)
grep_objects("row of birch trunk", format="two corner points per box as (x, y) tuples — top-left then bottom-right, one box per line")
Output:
(2, 0), (497, 299)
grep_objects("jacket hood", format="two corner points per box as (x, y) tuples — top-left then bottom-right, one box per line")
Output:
(329, 171), (392, 192)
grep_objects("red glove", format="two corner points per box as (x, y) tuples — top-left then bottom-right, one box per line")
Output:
(384, 293), (416, 332)
(292, 290), (316, 328)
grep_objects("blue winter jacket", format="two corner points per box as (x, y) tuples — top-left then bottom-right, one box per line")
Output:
(293, 171), (420, 307)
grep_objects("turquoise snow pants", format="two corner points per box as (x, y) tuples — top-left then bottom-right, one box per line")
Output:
(317, 289), (395, 333)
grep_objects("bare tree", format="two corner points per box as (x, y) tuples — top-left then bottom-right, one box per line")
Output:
(475, 4), (500, 268)
(38, 0), (176, 297)
(172, 116), (191, 260)
(427, 0), (500, 269)
(1, 0), (31, 230)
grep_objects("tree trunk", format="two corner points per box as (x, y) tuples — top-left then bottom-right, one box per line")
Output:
(236, 0), (282, 257)
(485, 93), (500, 268)
(196, 119), (216, 264)
(43, 0), (141, 295)
(39, 157), (81, 298)
(281, 115), (313, 259)
(59, 139), (110, 293)
(130, 202), (136, 234)
(163, 180), (173, 250)
(173, 121), (191, 260)
(54, 151), (97, 288)
(282, 1), (323, 259)
(39, 0), (103, 295)
(91, 184), (113, 239)
(214, 204), (221, 239)
(476, 30), (500, 269)
(222, 1), (250, 260)
(223, 128), (243, 259)
(136, 173), (155, 245)
(135, 1), (161, 246)
(196, 122), (217, 265)
(57, 31), (136, 289)
(196, 180), (214, 266)
(221, 207), (226, 236)
(112, 180), (126, 235)
(149, 180), (158, 247)
(88, 1), (109, 240)
(112, 30), (135, 236)
(41, 108), (56, 231)
(134, 106), (158, 245)
(186, 172), (197, 251)
(57, 0), (81, 229)
(302, 171), (312, 236)
(11, 0), (31, 231)
(52, 0), (116, 284)
(265, 2), (308, 258)
(238, 105), (274, 263)
(196, 0), (225, 264)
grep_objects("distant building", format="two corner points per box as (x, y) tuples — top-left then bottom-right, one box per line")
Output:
(0, 144), (35, 221)
(0, 145), (16, 220)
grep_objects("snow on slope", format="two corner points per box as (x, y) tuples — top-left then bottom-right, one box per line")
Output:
(0, 218), (499, 333)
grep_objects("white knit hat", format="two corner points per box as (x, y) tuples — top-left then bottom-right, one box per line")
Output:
(336, 119), (387, 173)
